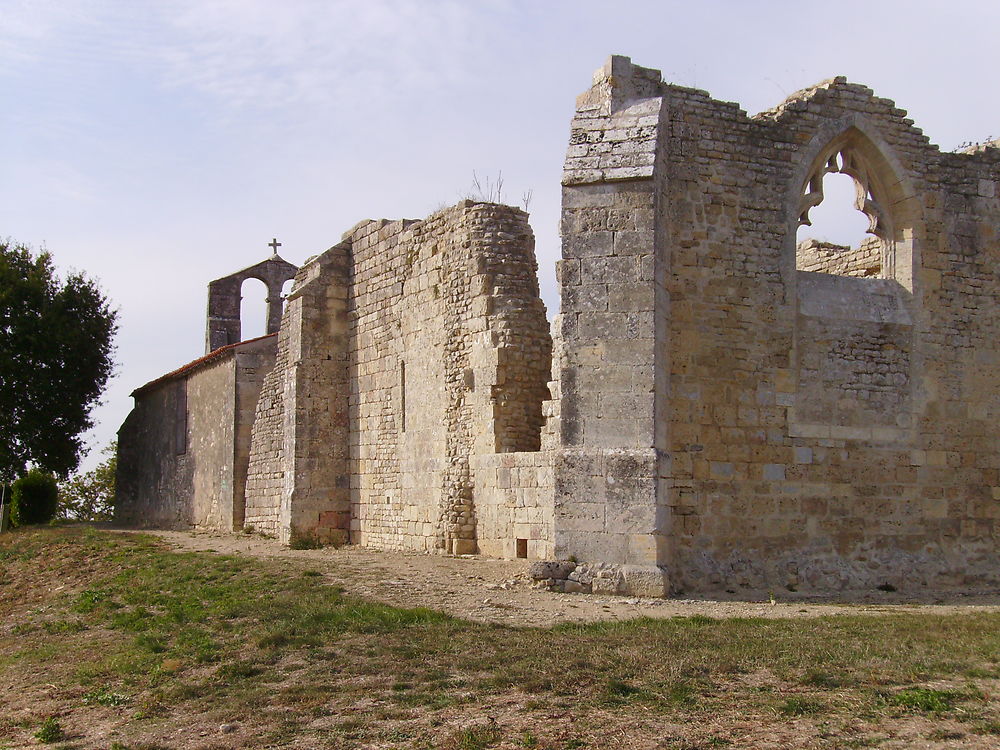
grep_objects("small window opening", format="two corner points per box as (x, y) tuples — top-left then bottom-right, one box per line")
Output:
(174, 380), (188, 455)
(515, 538), (528, 559)
(399, 360), (406, 433)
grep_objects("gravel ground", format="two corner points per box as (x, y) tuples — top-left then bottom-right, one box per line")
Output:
(133, 529), (1000, 627)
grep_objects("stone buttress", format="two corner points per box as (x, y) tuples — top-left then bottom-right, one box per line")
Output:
(243, 202), (552, 553)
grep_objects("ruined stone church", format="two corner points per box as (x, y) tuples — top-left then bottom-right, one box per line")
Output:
(116, 56), (1000, 597)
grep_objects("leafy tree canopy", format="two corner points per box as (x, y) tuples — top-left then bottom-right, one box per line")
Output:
(0, 239), (117, 481)
(58, 442), (116, 522)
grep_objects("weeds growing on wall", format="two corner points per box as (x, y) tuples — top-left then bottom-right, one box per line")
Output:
(466, 170), (504, 204)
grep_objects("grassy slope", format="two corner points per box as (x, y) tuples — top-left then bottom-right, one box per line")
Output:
(1, 527), (999, 749)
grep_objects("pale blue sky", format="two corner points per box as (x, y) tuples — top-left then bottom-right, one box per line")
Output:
(2, 0), (996, 471)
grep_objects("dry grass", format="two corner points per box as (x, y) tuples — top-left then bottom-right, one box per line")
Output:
(1, 526), (999, 749)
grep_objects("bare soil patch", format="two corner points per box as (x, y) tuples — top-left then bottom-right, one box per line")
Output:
(141, 528), (1000, 626)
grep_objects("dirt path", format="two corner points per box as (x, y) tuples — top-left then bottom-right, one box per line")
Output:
(130, 529), (1000, 627)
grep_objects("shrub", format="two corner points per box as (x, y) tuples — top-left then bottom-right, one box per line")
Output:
(888, 687), (960, 712)
(289, 532), (323, 550)
(11, 469), (59, 526)
(34, 716), (63, 743)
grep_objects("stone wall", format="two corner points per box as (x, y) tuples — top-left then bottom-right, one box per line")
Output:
(473, 451), (554, 560)
(119, 56), (1000, 599)
(796, 237), (882, 276)
(552, 55), (670, 596)
(243, 201), (551, 554)
(116, 336), (276, 531)
(345, 202), (550, 554)
(243, 248), (352, 544)
(242, 328), (290, 536)
(560, 55), (1000, 594)
(116, 379), (193, 529)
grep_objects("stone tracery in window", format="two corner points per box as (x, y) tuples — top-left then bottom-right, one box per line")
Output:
(796, 142), (897, 279)
(798, 148), (891, 242)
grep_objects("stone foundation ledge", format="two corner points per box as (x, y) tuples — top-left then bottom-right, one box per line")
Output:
(529, 560), (670, 598)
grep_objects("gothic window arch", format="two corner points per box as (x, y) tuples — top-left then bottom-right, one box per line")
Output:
(793, 126), (916, 289)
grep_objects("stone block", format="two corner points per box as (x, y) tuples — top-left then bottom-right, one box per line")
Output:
(565, 231), (614, 258)
(564, 284), (610, 312)
(528, 560), (577, 580)
(554, 502), (605, 532)
(763, 463), (786, 481)
(608, 283), (655, 312)
(613, 230), (653, 256)
(793, 447), (813, 465)
(591, 575), (623, 596)
(581, 256), (639, 285)
(621, 565), (670, 597)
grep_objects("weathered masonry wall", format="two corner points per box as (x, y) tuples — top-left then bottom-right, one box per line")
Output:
(796, 237), (882, 276)
(116, 336), (276, 531)
(241, 202), (551, 552)
(552, 56), (670, 596)
(473, 453), (554, 559)
(565, 55), (1000, 593)
(345, 203), (551, 555)
(242, 326), (290, 537)
(116, 381), (193, 529)
(244, 248), (352, 544)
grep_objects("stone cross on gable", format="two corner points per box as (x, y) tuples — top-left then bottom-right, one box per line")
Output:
(268, 238), (281, 254)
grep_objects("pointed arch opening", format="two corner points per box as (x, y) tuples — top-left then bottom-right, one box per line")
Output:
(793, 125), (917, 291)
(796, 165), (881, 277)
(787, 122), (919, 443)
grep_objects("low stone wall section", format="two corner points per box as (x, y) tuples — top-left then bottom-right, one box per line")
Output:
(796, 237), (882, 277)
(473, 451), (554, 560)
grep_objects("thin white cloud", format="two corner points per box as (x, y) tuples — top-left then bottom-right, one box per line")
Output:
(151, 0), (508, 110)
(0, 0), (80, 63)
(1, 0), (515, 111)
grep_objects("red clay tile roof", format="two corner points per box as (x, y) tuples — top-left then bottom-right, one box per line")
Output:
(130, 333), (277, 397)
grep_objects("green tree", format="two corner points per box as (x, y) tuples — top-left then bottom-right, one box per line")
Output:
(0, 239), (117, 482)
(58, 442), (116, 521)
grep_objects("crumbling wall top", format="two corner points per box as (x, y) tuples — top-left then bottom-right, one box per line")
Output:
(564, 56), (664, 186)
(955, 139), (1000, 160)
(576, 55), (663, 115)
(753, 76), (933, 148)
